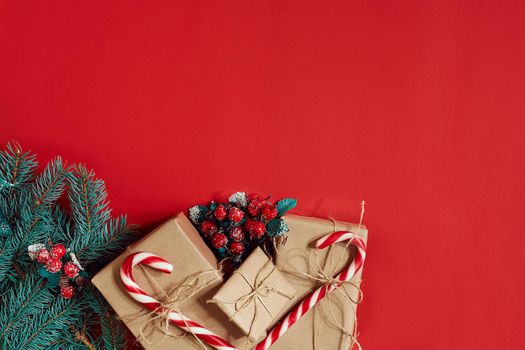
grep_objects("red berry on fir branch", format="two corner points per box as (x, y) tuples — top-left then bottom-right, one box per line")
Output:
(248, 220), (266, 240)
(45, 258), (62, 273)
(60, 285), (75, 299)
(247, 203), (259, 216)
(36, 249), (50, 263)
(211, 233), (228, 249)
(244, 218), (254, 231)
(230, 242), (245, 255)
(229, 227), (245, 242)
(201, 220), (218, 236)
(214, 205), (228, 221)
(228, 207), (244, 223)
(63, 261), (80, 278)
(261, 205), (278, 221)
(50, 244), (67, 259)
(247, 197), (264, 216)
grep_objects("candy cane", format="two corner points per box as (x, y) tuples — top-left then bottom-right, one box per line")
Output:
(255, 231), (366, 350)
(120, 252), (237, 350)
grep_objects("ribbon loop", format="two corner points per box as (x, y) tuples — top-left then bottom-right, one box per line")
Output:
(120, 252), (238, 350)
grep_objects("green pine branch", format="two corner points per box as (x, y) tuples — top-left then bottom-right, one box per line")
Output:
(0, 144), (132, 350)
(10, 297), (84, 349)
(87, 285), (126, 350)
(0, 274), (52, 341)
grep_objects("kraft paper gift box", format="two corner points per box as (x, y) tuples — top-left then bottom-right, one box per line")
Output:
(210, 247), (296, 343)
(92, 213), (256, 350)
(270, 214), (368, 350)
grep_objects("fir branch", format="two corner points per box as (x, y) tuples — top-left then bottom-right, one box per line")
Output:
(87, 285), (126, 350)
(0, 274), (51, 341)
(0, 159), (68, 287)
(31, 157), (67, 207)
(70, 324), (96, 350)
(0, 144), (133, 350)
(67, 165), (111, 254)
(11, 297), (84, 349)
(0, 142), (37, 188)
(76, 216), (133, 266)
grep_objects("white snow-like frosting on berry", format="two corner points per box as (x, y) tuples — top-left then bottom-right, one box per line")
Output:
(228, 191), (248, 208)
(28, 243), (46, 260)
(188, 205), (201, 224)
(69, 253), (84, 270)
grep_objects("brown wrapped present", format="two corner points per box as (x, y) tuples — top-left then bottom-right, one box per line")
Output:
(209, 247), (296, 343)
(92, 213), (255, 349)
(270, 214), (368, 350)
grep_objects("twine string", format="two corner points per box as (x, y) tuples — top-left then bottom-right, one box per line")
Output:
(208, 259), (293, 349)
(274, 201), (365, 350)
(121, 248), (223, 349)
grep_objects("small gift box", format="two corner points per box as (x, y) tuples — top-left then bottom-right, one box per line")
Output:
(92, 213), (255, 349)
(210, 247), (296, 342)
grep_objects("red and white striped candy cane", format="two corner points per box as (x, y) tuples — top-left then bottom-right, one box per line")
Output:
(120, 252), (237, 350)
(255, 231), (366, 350)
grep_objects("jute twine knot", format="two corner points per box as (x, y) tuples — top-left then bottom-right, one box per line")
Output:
(275, 201), (366, 350)
(208, 259), (294, 349)
(121, 258), (223, 350)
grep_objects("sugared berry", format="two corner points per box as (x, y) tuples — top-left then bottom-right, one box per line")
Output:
(247, 197), (265, 216)
(36, 249), (50, 263)
(211, 233), (228, 249)
(261, 205), (278, 221)
(50, 244), (67, 259)
(247, 203), (259, 216)
(214, 205), (228, 221)
(45, 258), (62, 273)
(230, 242), (245, 255)
(248, 220), (266, 239)
(228, 207), (244, 223)
(60, 285), (75, 299)
(201, 220), (218, 236)
(229, 227), (245, 242)
(63, 261), (80, 278)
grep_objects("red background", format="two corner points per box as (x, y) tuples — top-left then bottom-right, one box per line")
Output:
(1, 1), (524, 349)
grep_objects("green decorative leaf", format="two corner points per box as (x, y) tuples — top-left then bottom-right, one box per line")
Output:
(38, 267), (60, 288)
(209, 201), (217, 211)
(266, 218), (289, 237)
(218, 220), (230, 229)
(217, 247), (227, 258)
(276, 198), (297, 216)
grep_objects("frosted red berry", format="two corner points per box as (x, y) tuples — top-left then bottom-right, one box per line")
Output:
(50, 244), (66, 259)
(248, 197), (264, 216)
(244, 218), (254, 231)
(229, 227), (245, 242)
(63, 261), (80, 278)
(261, 205), (278, 221)
(247, 203), (259, 216)
(36, 248), (50, 263)
(211, 233), (228, 249)
(248, 220), (266, 239)
(214, 205), (228, 221)
(230, 242), (245, 255)
(228, 207), (244, 223)
(60, 285), (75, 299)
(201, 220), (218, 236)
(45, 258), (62, 273)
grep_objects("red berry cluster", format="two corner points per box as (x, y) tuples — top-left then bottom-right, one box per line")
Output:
(190, 193), (283, 263)
(31, 243), (80, 299)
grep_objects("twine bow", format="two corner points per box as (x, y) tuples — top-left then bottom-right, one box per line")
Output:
(122, 264), (223, 349)
(208, 259), (293, 348)
(275, 201), (366, 350)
